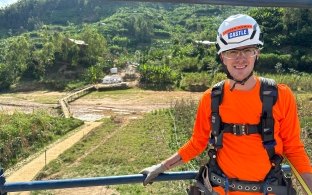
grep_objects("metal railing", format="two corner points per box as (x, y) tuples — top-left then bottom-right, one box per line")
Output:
(0, 165), (291, 194)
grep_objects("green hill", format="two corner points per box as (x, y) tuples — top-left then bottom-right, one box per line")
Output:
(0, 0), (131, 35)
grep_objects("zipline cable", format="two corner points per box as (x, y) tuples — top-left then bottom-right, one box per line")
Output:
(285, 157), (312, 195)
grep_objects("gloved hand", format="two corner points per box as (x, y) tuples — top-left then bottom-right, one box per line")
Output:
(139, 163), (167, 186)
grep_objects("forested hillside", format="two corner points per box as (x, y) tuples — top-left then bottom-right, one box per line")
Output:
(0, 0), (131, 34)
(0, 0), (311, 91)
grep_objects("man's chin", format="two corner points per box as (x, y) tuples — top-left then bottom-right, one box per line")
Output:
(231, 74), (252, 82)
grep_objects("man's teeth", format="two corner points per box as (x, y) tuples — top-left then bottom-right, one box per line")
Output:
(234, 65), (246, 69)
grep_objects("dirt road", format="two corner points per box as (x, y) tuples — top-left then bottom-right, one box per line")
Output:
(6, 122), (103, 195)
(70, 90), (202, 121)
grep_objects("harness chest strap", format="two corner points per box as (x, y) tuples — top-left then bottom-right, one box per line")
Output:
(223, 123), (258, 135)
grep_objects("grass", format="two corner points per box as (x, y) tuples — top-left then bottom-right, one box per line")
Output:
(34, 113), (192, 195)
(0, 91), (64, 104)
(82, 88), (145, 99)
(297, 93), (312, 159)
(262, 73), (312, 92)
(0, 111), (83, 169)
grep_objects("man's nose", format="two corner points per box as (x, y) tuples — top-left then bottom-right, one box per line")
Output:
(235, 51), (247, 61)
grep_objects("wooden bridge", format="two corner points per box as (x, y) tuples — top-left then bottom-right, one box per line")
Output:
(59, 82), (129, 118)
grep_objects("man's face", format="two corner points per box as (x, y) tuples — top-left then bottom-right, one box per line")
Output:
(220, 46), (259, 81)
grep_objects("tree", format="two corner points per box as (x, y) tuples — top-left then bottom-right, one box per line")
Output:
(4, 36), (30, 84)
(138, 64), (179, 89)
(30, 42), (55, 80)
(132, 14), (153, 43)
(80, 26), (108, 66)
(83, 63), (104, 84)
(0, 63), (15, 90)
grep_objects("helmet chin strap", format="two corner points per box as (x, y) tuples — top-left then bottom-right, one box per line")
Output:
(221, 57), (258, 91)
(229, 71), (253, 91)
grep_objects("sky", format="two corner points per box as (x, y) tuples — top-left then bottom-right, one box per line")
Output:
(0, 0), (19, 8)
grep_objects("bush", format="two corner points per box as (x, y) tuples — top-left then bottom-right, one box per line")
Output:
(169, 99), (197, 151)
(168, 99), (208, 167)
(180, 72), (211, 92)
(257, 53), (295, 72)
(170, 57), (199, 72)
(262, 73), (312, 92)
(154, 29), (170, 38)
(299, 55), (312, 72)
(41, 79), (67, 90)
(138, 64), (179, 90)
(210, 72), (227, 86)
(0, 111), (83, 169)
(83, 64), (104, 84)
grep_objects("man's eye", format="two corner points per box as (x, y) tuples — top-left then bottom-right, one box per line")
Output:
(244, 49), (256, 55)
(229, 51), (238, 55)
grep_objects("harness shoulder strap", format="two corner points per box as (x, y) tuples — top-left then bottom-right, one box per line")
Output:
(210, 80), (225, 149)
(259, 77), (278, 159)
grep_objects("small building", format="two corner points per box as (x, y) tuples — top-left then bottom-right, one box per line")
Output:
(194, 40), (215, 47)
(110, 67), (118, 74)
(102, 75), (123, 84)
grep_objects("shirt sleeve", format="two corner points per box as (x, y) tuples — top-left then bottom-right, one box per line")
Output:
(278, 84), (312, 174)
(178, 90), (212, 162)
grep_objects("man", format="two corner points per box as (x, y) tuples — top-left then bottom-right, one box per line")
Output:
(140, 14), (312, 194)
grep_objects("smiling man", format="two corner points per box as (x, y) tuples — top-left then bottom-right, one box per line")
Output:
(140, 14), (312, 195)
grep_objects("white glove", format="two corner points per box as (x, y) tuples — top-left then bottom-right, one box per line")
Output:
(139, 163), (167, 186)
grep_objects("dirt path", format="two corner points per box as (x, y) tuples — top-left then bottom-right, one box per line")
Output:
(6, 121), (103, 195)
(70, 90), (202, 121)
(42, 117), (132, 195)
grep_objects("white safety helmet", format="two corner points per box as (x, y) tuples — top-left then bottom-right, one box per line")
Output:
(216, 14), (263, 54)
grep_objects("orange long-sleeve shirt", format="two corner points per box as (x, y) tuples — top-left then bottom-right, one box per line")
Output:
(178, 77), (312, 195)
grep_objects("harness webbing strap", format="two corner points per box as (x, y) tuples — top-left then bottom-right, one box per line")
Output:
(210, 172), (289, 195)
(259, 77), (278, 159)
(223, 124), (258, 135)
(211, 80), (225, 149)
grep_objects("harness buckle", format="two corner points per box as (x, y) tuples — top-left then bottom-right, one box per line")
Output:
(233, 124), (248, 135)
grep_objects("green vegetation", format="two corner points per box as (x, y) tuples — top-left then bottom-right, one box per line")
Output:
(168, 99), (204, 168)
(34, 115), (192, 194)
(0, 2), (310, 91)
(0, 111), (83, 169)
(0, 90), (63, 104)
(0, 0), (127, 32)
(262, 73), (312, 92)
(297, 94), (312, 158)
(138, 64), (179, 90)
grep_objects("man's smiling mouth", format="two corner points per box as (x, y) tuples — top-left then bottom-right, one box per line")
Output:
(234, 65), (247, 69)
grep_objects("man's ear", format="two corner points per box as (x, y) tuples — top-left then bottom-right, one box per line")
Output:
(256, 49), (260, 60)
(216, 54), (223, 63)
(220, 54), (223, 62)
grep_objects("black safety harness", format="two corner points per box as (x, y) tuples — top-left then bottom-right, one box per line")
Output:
(202, 77), (296, 195)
